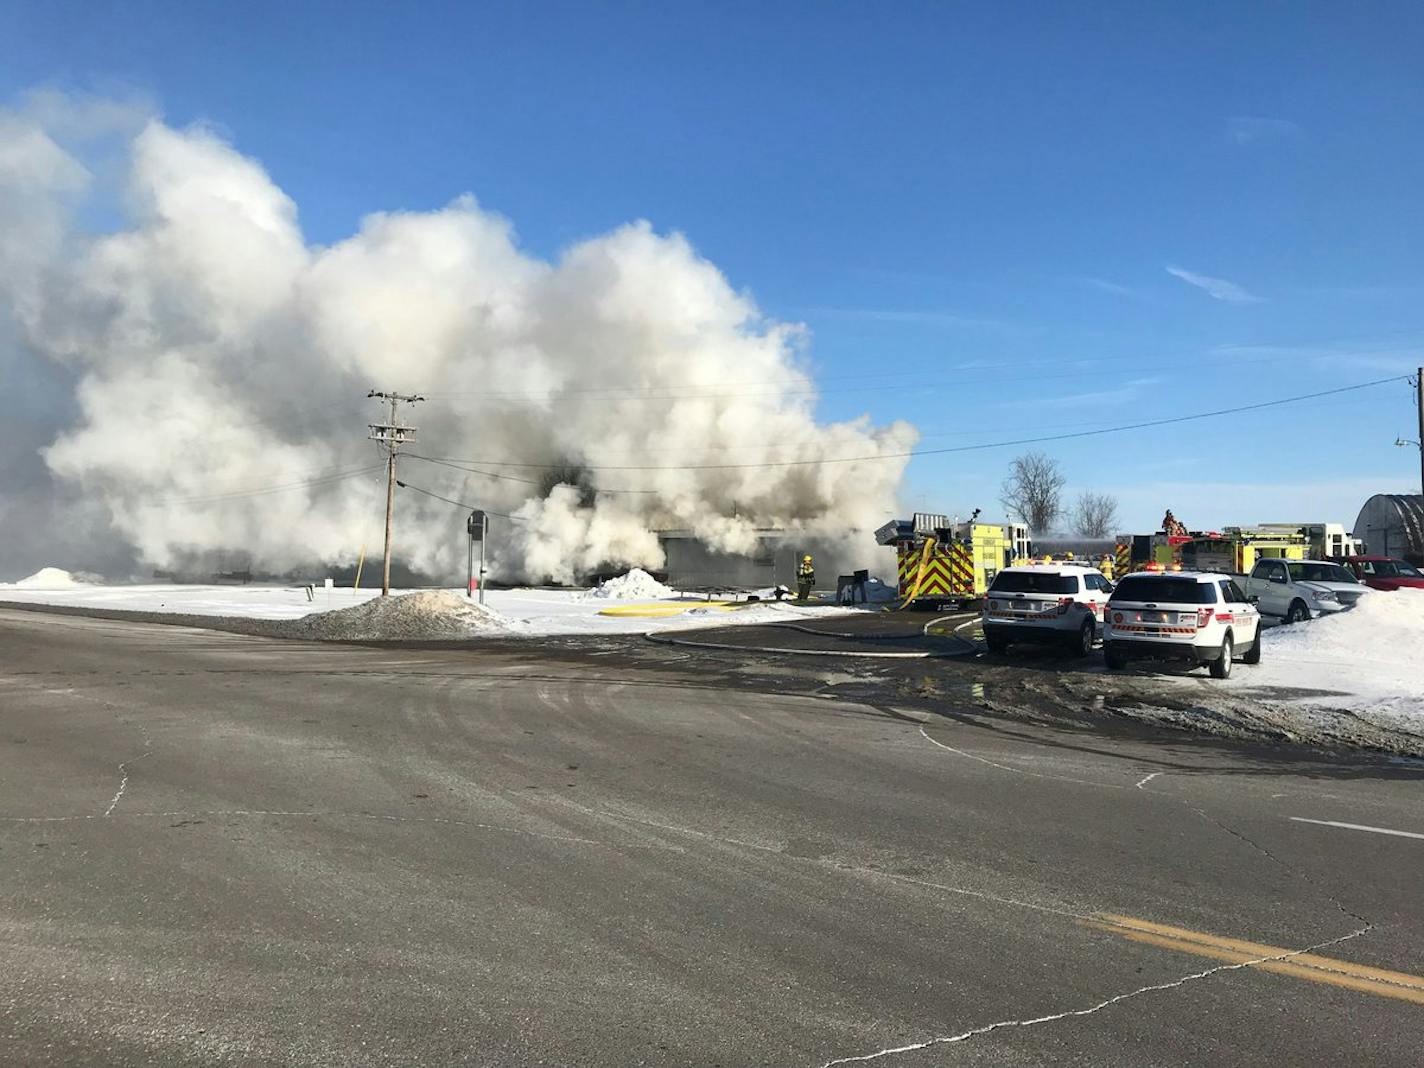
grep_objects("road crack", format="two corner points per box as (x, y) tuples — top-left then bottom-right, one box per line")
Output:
(891, 717), (1382, 1066)
(101, 702), (155, 818)
(102, 752), (151, 817)
(820, 922), (1373, 1066)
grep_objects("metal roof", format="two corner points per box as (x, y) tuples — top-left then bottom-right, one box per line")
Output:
(1354, 493), (1424, 557)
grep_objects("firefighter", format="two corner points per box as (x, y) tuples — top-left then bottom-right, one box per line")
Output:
(1162, 509), (1188, 537)
(797, 554), (815, 600)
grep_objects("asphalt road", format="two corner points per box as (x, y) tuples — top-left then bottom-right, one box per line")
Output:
(2, 608), (1422, 1066)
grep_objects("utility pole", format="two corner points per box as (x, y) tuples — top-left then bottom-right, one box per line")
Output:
(367, 390), (424, 596)
(1416, 367), (1423, 496)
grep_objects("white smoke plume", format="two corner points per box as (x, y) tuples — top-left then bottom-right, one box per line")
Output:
(0, 94), (918, 583)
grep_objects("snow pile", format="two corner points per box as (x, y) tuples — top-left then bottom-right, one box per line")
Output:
(8, 567), (94, 589)
(1260, 588), (1421, 663)
(280, 590), (513, 641)
(584, 568), (678, 600)
(1234, 588), (1424, 726)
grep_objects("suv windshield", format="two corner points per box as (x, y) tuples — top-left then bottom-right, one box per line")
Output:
(1110, 576), (1217, 604)
(1287, 562), (1357, 584)
(989, 572), (1079, 595)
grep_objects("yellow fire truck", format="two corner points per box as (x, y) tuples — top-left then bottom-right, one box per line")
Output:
(875, 513), (1029, 608)
(1114, 526), (1308, 576)
(1179, 527), (1308, 573)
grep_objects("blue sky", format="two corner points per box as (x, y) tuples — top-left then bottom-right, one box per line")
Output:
(4, 1), (1422, 532)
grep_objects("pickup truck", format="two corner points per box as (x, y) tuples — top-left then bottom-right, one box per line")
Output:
(1239, 558), (1368, 623)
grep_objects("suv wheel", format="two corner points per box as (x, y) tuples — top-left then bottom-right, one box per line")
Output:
(1068, 618), (1094, 657)
(1242, 630), (1262, 664)
(1209, 633), (1234, 679)
(1285, 600), (1310, 624)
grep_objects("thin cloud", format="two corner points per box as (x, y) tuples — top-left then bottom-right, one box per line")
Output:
(997, 377), (1161, 410)
(1226, 116), (1301, 145)
(1166, 266), (1264, 304)
(1079, 277), (1139, 299)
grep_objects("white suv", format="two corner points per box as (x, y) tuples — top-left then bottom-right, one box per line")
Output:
(1103, 571), (1261, 679)
(982, 564), (1113, 657)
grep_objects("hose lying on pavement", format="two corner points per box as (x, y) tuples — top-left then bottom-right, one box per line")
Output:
(643, 613), (980, 659)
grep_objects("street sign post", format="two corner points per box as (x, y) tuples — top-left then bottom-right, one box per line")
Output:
(466, 510), (488, 603)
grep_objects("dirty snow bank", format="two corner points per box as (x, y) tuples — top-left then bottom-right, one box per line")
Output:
(6, 567), (96, 589)
(276, 591), (515, 641)
(583, 568), (677, 600)
(1213, 587), (1424, 738)
(1024, 589), (1424, 755)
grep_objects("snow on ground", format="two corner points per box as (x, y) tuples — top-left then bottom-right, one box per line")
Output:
(0, 574), (858, 636)
(581, 568), (676, 600)
(1218, 587), (1424, 733)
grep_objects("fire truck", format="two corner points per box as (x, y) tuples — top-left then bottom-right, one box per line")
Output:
(875, 512), (1030, 608)
(1114, 526), (1308, 576)
(1256, 523), (1363, 560)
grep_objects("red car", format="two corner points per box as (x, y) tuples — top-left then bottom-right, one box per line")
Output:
(1335, 555), (1424, 591)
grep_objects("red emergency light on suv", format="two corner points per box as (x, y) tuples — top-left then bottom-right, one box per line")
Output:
(1335, 556), (1424, 591)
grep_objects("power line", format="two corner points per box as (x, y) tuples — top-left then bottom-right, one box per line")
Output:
(153, 460), (370, 497)
(414, 347), (1352, 401)
(416, 367), (1131, 402)
(405, 454), (542, 485)
(151, 465), (384, 506)
(404, 453), (659, 494)
(400, 389), (1388, 461)
(395, 479), (528, 522)
(411, 375), (1412, 473)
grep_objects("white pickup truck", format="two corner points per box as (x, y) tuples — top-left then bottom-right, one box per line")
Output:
(1239, 558), (1368, 623)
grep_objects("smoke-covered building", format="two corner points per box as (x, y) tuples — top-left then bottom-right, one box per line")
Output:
(1353, 494), (1424, 563)
(655, 530), (893, 591)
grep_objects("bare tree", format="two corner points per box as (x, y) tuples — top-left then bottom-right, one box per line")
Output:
(999, 451), (1066, 534)
(1071, 491), (1119, 539)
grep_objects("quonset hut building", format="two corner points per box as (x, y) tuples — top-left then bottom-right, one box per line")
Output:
(1353, 494), (1424, 564)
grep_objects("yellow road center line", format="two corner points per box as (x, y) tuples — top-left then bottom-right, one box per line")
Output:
(1097, 914), (1424, 990)
(1085, 915), (1424, 1005)
(1086, 924), (1424, 1006)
